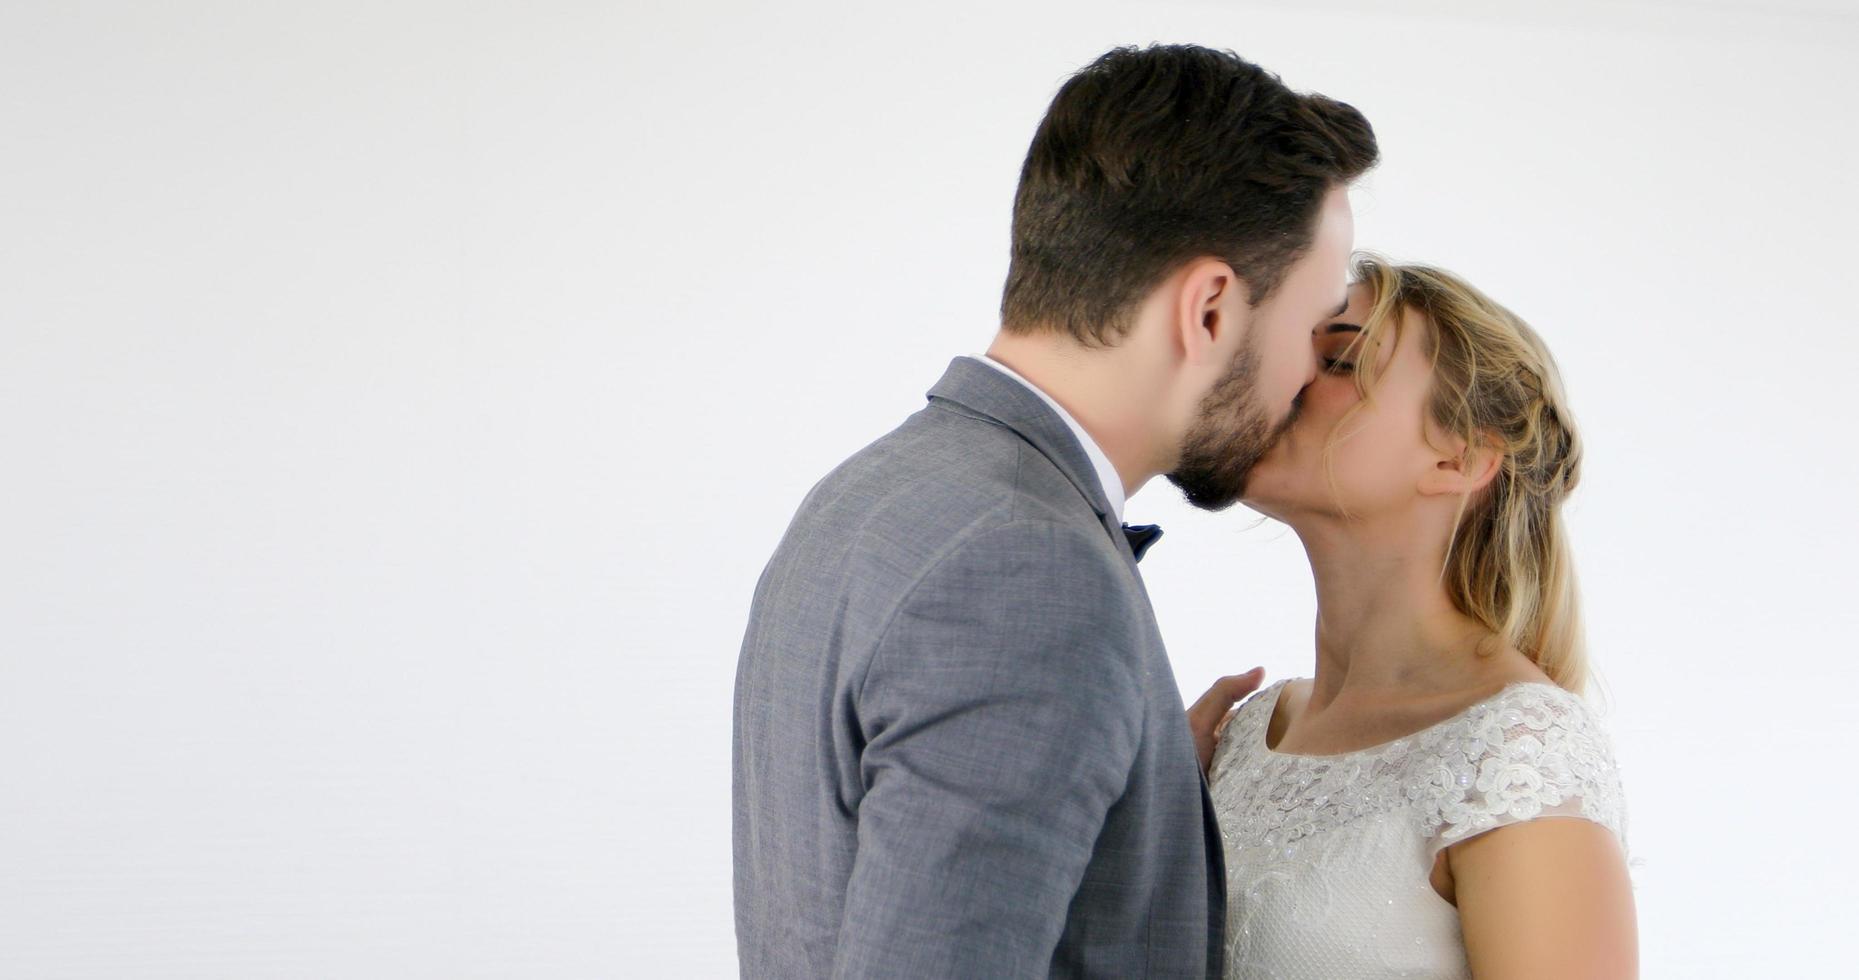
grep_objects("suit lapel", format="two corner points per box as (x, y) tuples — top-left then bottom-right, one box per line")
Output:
(930, 356), (1225, 967)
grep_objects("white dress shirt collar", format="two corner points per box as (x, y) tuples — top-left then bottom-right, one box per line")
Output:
(971, 354), (1127, 522)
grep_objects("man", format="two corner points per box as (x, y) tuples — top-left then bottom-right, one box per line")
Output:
(734, 44), (1377, 977)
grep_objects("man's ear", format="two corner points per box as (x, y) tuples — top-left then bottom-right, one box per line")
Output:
(1173, 258), (1250, 365)
(1420, 429), (1504, 498)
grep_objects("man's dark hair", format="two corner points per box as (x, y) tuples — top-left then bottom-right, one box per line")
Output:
(1000, 45), (1379, 346)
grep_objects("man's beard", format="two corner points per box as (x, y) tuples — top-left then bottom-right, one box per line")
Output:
(1167, 342), (1300, 512)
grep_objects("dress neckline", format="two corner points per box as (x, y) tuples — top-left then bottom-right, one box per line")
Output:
(1255, 677), (1569, 761)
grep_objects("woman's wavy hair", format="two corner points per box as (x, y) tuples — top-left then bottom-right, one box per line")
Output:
(1333, 255), (1588, 691)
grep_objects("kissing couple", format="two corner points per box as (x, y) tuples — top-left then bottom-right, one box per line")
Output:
(734, 44), (1635, 979)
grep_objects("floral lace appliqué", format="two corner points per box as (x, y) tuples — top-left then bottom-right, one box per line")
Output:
(1209, 680), (1626, 858)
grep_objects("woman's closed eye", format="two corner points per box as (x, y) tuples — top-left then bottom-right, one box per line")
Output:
(1318, 321), (1363, 375)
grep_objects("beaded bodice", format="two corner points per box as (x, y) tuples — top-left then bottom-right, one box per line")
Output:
(1207, 679), (1627, 979)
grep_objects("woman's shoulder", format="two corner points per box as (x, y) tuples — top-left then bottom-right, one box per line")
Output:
(1239, 676), (1300, 734)
(1456, 680), (1613, 749)
(1416, 680), (1628, 854)
(1208, 677), (1296, 780)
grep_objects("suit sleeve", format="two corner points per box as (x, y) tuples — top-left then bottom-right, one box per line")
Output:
(832, 520), (1147, 978)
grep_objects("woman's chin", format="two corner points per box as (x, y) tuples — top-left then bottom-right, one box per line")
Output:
(1236, 485), (1290, 522)
(1237, 463), (1300, 515)
(1239, 478), (1330, 526)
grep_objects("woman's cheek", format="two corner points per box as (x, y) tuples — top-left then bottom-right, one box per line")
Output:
(1332, 413), (1407, 507)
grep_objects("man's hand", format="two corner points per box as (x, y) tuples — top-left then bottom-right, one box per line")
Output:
(1188, 667), (1265, 778)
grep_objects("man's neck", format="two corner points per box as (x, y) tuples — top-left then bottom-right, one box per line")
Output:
(982, 333), (1162, 503)
(974, 353), (1129, 521)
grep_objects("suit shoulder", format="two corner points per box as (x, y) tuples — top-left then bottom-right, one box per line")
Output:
(800, 402), (1097, 548)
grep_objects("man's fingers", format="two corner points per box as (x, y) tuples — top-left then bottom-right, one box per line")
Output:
(1191, 667), (1265, 714)
(1189, 665), (1264, 766)
(1212, 703), (1241, 740)
(1190, 667), (1266, 777)
(1216, 667), (1266, 701)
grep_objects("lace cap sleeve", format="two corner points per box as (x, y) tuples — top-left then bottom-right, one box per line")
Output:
(1418, 683), (1627, 859)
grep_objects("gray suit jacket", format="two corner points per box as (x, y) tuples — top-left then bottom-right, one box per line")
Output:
(733, 357), (1225, 978)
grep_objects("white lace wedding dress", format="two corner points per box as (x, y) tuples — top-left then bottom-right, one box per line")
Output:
(1207, 679), (1627, 979)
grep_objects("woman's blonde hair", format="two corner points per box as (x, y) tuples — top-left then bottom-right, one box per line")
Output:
(1335, 255), (1587, 692)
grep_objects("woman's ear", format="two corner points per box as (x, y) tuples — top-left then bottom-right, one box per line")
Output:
(1420, 429), (1503, 498)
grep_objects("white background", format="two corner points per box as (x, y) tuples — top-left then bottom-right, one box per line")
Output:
(4, 1), (1856, 976)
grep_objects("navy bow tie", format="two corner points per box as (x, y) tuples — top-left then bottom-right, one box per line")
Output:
(1122, 523), (1164, 562)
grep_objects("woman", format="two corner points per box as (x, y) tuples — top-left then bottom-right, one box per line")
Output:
(1194, 256), (1636, 978)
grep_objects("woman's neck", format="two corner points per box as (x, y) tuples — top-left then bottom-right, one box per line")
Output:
(1296, 518), (1494, 713)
